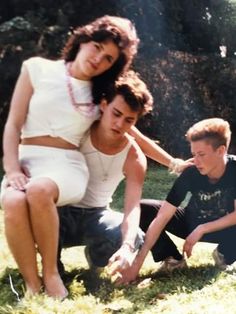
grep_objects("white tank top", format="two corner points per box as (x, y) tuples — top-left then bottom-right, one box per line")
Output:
(76, 134), (133, 208)
(21, 57), (100, 147)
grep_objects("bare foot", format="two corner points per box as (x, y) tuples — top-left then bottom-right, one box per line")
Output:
(43, 273), (68, 300)
(25, 277), (43, 296)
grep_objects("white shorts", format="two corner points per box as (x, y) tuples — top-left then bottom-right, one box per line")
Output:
(1, 145), (89, 206)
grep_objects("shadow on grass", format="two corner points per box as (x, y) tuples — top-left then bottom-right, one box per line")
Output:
(150, 264), (221, 290)
(62, 267), (116, 302)
(0, 266), (115, 305)
(0, 268), (24, 306)
(0, 264), (225, 309)
(62, 264), (223, 302)
(118, 264), (224, 313)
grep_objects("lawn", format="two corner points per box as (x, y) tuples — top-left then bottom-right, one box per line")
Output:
(0, 165), (236, 314)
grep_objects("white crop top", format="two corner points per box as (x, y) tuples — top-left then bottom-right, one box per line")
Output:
(75, 134), (133, 208)
(21, 57), (100, 147)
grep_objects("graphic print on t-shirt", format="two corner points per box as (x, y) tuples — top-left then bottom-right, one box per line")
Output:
(188, 187), (235, 221)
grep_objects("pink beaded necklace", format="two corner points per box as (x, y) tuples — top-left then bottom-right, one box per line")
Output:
(65, 62), (96, 117)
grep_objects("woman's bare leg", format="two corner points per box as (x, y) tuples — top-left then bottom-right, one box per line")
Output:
(3, 189), (42, 294)
(26, 178), (67, 299)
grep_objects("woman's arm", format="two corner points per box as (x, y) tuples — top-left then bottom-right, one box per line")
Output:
(3, 67), (33, 189)
(129, 126), (193, 173)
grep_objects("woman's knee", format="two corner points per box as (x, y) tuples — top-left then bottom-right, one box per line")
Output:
(2, 191), (27, 224)
(26, 179), (58, 205)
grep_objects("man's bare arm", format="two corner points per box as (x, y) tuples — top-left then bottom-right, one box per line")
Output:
(108, 141), (146, 275)
(116, 201), (177, 284)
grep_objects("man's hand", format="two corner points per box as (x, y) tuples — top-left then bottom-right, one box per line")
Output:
(107, 244), (136, 280)
(183, 225), (204, 257)
(113, 259), (141, 285)
(107, 243), (143, 285)
(108, 245), (134, 273)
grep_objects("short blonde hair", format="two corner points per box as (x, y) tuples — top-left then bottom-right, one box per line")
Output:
(186, 118), (231, 149)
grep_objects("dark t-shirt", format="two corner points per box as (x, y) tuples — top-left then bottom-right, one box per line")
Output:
(166, 155), (236, 226)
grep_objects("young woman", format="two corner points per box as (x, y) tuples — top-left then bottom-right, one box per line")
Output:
(0, 15), (139, 299)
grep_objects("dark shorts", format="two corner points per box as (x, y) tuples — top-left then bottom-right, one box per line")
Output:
(58, 206), (144, 268)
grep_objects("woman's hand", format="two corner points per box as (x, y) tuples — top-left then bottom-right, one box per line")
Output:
(169, 158), (194, 175)
(6, 170), (30, 191)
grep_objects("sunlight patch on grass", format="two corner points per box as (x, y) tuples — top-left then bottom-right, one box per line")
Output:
(61, 246), (88, 272)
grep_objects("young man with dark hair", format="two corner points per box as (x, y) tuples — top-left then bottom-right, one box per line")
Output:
(57, 70), (153, 273)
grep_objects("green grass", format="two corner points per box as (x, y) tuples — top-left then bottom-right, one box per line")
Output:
(0, 165), (236, 313)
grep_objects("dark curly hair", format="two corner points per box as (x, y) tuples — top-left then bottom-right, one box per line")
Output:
(61, 15), (139, 104)
(103, 70), (153, 117)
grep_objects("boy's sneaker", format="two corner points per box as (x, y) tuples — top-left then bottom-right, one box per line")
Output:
(158, 256), (187, 272)
(212, 247), (228, 270)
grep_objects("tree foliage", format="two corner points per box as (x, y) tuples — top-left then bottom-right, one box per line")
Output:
(135, 51), (236, 156)
(0, 0), (236, 156)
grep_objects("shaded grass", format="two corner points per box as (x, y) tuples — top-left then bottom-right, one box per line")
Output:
(0, 165), (236, 313)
